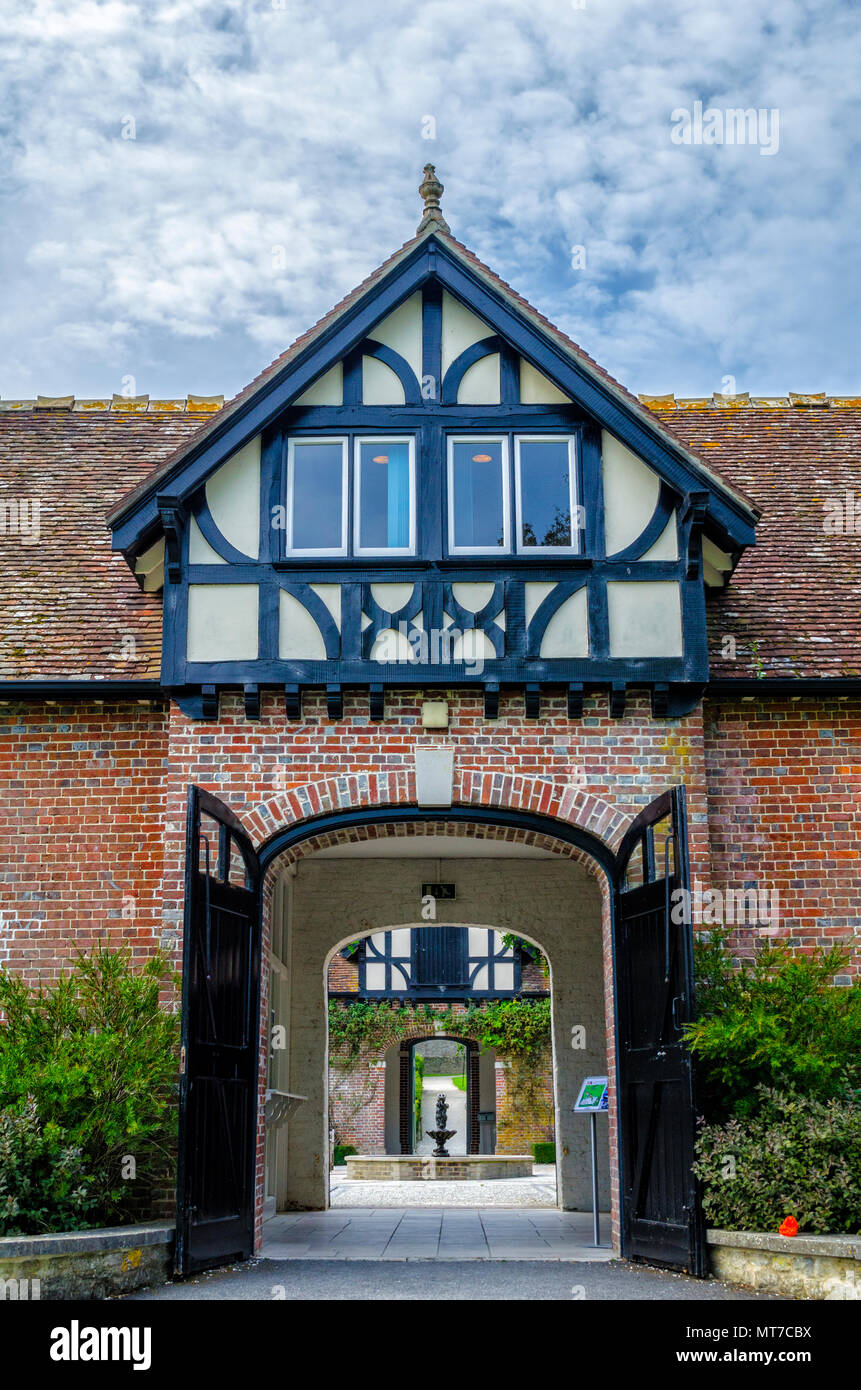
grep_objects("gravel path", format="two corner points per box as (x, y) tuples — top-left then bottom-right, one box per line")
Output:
(330, 1162), (558, 1207)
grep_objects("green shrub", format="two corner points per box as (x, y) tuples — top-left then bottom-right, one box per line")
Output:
(0, 1098), (97, 1236)
(333, 1145), (357, 1166)
(532, 1142), (555, 1164)
(0, 947), (180, 1229)
(413, 1053), (425, 1143)
(694, 1087), (861, 1235)
(686, 932), (860, 1120)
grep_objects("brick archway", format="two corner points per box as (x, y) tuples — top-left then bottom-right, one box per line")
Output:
(243, 770), (631, 856)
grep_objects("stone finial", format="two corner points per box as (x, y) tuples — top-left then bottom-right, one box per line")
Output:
(418, 164), (450, 234)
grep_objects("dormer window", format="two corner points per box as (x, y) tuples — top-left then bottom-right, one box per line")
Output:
(284, 434), (416, 558)
(446, 432), (578, 556)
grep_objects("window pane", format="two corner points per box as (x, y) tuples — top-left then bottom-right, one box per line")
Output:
(358, 441), (411, 550)
(290, 441), (343, 550)
(519, 438), (573, 548)
(451, 440), (504, 548)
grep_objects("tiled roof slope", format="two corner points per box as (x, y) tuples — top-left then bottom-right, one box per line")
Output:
(650, 401), (861, 679)
(0, 408), (205, 680)
(0, 399), (858, 683)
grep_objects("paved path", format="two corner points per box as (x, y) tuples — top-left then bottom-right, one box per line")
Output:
(330, 1163), (557, 1208)
(415, 1076), (467, 1156)
(126, 1259), (782, 1300)
(262, 1206), (612, 1260)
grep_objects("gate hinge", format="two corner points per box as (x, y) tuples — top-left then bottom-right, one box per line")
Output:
(179, 1045), (187, 1075)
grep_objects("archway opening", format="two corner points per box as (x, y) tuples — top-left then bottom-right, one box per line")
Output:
(260, 819), (613, 1225)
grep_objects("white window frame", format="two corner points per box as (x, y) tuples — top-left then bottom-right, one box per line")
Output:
(514, 433), (579, 556)
(353, 436), (417, 557)
(446, 435), (511, 555)
(285, 436), (348, 557)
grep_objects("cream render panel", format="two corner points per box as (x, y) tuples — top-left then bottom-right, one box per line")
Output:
(602, 431), (661, 556)
(539, 588), (589, 658)
(457, 354), (500, 404)
(524, 581), (556, 626)
(293, 363), (343, 406)
(279, 590), (327, 660)
(205, 435), (261, 560)
(639, 513), (679, 561)
(519, 359), (572, 404)
(362, 355), (406, 405)
(187, 584), (259, 662)
(188, 515), (227, 565)
(607, 582), (683, 658)
(369, 291), (423, 384)
(441, 290), (493, 375)
(309, 583), (342, 630)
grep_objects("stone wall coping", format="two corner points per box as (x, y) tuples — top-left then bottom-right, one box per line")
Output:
(707, 1228), (859, 1260)
(0, 1220), (175, 1259)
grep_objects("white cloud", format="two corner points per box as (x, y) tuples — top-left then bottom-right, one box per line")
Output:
(0, 0), (859, 399)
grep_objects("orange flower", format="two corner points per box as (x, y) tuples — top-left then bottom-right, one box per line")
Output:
(778, 1216), (799, 1237)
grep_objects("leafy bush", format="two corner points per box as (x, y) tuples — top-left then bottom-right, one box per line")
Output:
(0, 947), (180, 1230)
(333, 1144), (357, 1166)
(0, 1098), (96, 1236)
(694, 1087), (861, 1234)
(532, 1142), (555, 1165)
(685, 932), (860, 1120)
(413, 1052), (425, 1142)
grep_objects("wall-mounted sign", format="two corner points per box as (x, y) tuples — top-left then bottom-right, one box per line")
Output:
(574, 1076), (609, 1113)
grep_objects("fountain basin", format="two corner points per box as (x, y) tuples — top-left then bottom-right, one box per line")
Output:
(343, 1155), (534, 1181)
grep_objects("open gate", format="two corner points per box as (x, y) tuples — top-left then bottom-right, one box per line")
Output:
(173, 781), (704, 1278)
(612, 786), (707, 1276)
(175, 787), (262, 1277)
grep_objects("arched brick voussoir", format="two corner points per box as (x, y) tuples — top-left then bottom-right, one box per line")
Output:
(454, 769), (631, 850)
(244, 768), (632, 862)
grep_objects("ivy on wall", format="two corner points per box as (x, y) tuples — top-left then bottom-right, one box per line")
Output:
(328, 997), (552, 1069)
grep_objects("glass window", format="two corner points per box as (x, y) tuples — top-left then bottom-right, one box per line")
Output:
(355, 439), (415, 554)
(286, 438), (347, 555)
(515, 436), (577, 552)
(448, 437), (509, 552)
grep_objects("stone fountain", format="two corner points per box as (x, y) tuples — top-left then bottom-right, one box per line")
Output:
(425, 1092), (457, 1157)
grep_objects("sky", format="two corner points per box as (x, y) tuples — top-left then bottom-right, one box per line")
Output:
(1, 0), (859, 402)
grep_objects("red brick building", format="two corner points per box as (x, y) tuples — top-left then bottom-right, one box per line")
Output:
(0, 168), (858, 1277)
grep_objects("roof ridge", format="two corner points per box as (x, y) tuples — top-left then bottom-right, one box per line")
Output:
(640, 393), (861, 410)
(0, 395), (224, 414)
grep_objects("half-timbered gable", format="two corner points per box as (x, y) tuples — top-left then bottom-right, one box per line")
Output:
(107, 168), (758, 722)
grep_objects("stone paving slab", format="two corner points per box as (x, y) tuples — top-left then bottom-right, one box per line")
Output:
(262, 1207), (613, 1261)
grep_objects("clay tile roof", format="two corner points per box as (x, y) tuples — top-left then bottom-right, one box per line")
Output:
(0, 395), (858, 683)
(647, 400), (861, 679)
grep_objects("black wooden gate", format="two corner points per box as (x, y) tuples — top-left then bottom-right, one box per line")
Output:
(612, 786), (707, 1276)
(175, 786), (261, 1277)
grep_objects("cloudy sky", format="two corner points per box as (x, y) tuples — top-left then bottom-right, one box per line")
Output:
(2, 0), (859, 402)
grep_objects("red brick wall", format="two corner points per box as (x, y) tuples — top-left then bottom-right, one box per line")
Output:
(0, 699), (169, 984)
(703, 697), (861, 977)
(2, 686), (857, 1253)
(495, 1058), (554, 1153)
